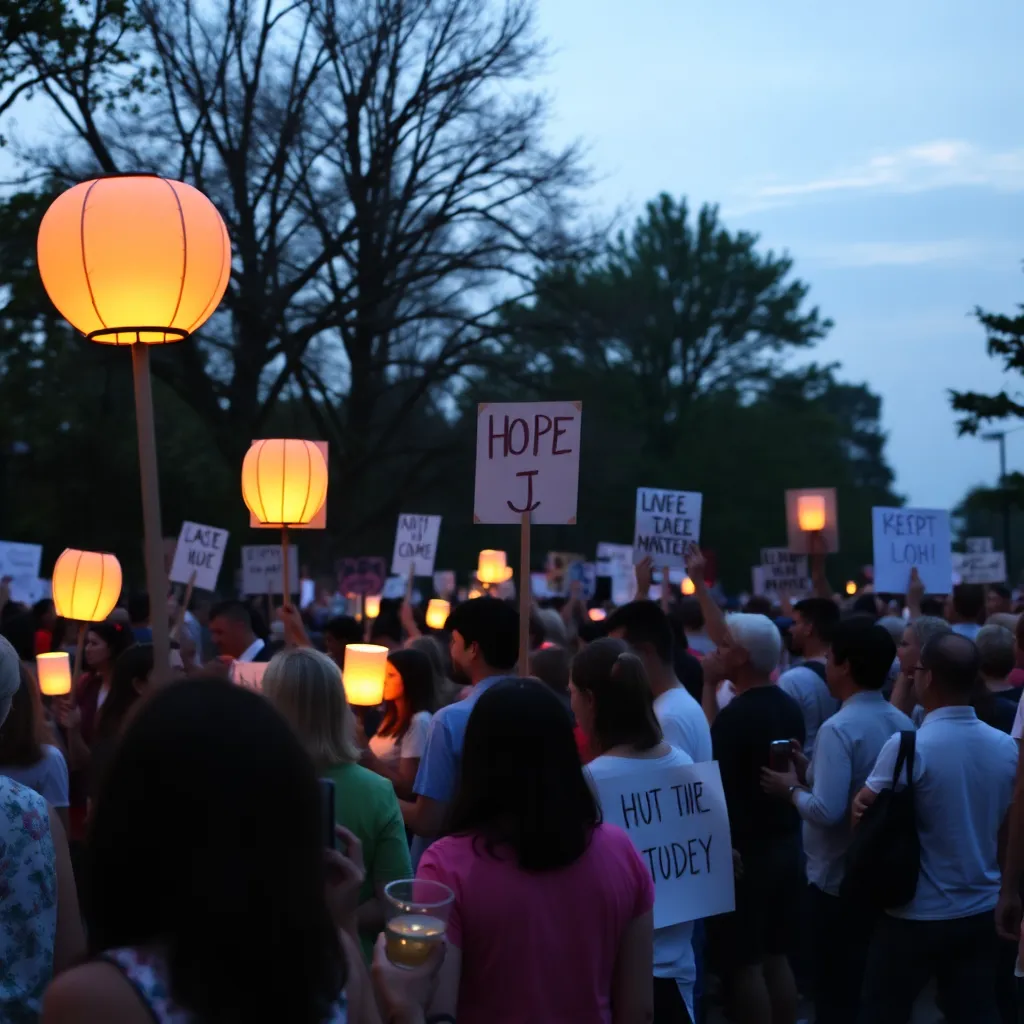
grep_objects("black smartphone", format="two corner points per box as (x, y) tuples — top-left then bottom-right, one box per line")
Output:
(769, 739), (792, 772)
(318, 778), (336, 850)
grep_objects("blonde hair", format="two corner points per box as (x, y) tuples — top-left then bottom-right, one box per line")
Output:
(262, 648), (359, 769)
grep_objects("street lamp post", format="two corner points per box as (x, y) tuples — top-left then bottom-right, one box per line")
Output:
(982, 431), (1012, 581)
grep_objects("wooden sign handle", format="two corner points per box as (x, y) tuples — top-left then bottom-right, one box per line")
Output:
(519, 510), (531, 675)
(172, 570), (197, 641)
(661, 565), (670, 613)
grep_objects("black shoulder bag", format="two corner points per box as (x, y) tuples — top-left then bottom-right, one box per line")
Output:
(840, 729), (920, 910)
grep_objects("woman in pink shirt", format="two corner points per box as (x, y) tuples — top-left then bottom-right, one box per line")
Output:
(417, 678), (654, 1024)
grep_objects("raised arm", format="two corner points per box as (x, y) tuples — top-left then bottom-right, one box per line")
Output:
(685, 548), (731, 649)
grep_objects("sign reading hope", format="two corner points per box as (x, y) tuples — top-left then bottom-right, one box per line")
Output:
(391, 515), (442, 577)
(590, 760), (734, 928)
(169, 521), (229, 591)
(633, 488), (703, 566)
(473, 401), (582, 525)
(871, 507), (952, 595)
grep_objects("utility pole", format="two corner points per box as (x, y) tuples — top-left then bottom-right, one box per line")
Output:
(983, 431), (1012, 582)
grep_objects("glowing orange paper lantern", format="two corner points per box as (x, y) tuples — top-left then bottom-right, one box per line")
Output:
(588, 607), (607, 622)
(36, 652), (72, 696)
(364, 595), (382, 620)
(342, 644), (388, 706)
(52, 549), (122, 622)
(242, 439), (328, 527)
(477, 550), (513, 585)
(425, 599), (450, 630)
(845, 581), (857, 596)
(680, 577), (696, 596)
(37, 175), (230, 345)
(797, 494), (827, 533)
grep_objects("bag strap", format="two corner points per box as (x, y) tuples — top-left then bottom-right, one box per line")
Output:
(890, 729), (917, 791)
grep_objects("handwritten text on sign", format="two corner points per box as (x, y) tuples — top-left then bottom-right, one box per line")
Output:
(953, 551), (1007, 585)
(241, 545), (300, 597)
(169, 521), (229, 591)
(391, 515), (442, 577)
(590, 759), (734, 928)
(757, 548), (810, 597)
(633, 489), (703, 567)
(871, 507), (952, 595)
(473, 401), (582, 525)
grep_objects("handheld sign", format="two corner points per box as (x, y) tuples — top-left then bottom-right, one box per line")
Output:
(597, 542), (636, 606)
(0, 541), (43, 604)
(473, 401), (582, 525)
(589, 760), (735, 927)
(241, 545), (300, 597)
(633, 489), (702, 566)
(391, 515), (442, 578)
(337, 556), (387, 597)
(169, 522), (229, 591)
(757, 548), (810, 598)
(966, 537), (994, 554)
(232, 661), (267, 692)
(871, 507), (952, 595)
(953, 551), (1007, 585)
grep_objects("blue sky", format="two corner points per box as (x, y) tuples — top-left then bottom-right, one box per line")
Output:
(534, 0), (1024, 510)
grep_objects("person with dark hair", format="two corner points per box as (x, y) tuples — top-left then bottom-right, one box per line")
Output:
(407, 635), (463, 707)
(41, 677), (437, 1024)
(987, 583), (1013, 619)
(779, 596), (841, 757)
(761, 616), (912, 1024)
(32, 598), (56, 656)
(403, 598), (519, 856)
(88, 644), (155, 804)
(855, 633), (1017, 1024)
(362, 648), (436, 799)
(0, 664), (70, 831)
(209, 600), (272, 662)
(1, 610), (38, 664)
(126, 593), (152, 644)
(946, 583), (985, 641)
(418, 678), (654, 1024)
(973, 625), (1020, 734)
(323, 615), (362, 667)
(529, 644), (572, 706)
(574, 637), (698, 1023)
(605, 600), (711, 764)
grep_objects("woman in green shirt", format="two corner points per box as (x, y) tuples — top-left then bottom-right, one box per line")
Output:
(264, 648), (412, 959)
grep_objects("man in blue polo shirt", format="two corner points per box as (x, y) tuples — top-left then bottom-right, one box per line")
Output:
(402, 597), (519, 861)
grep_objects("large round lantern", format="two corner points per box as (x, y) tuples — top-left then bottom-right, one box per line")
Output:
(37, 175), (231, 346)
(52, 548), (122, 622)
(242, 439), (329, 527)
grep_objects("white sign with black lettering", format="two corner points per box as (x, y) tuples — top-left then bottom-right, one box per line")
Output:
(169, 521), (229, 591)
(473, 401), (582, 525)
(597, 542), (636, 606)
(953, 551), (1007, 585)
(0, 541), (43, 605)
(241, 545), (300, 597)
(589, 759), (734, 928)
(633, 489), (702, 567)
(391, 515), (442, 578)
(966, 537), (994, 554)
(757, 548), (810, 597)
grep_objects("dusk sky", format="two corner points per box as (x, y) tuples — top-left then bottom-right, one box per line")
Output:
(535, 0), (1024, 511)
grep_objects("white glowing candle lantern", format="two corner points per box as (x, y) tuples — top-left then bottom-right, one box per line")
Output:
(37, 652), (72, 696)
(797, 494), (827, 532)
(425, 599), (450, 631)
(342, 643), (388, 706)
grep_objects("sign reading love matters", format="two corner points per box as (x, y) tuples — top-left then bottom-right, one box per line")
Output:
(391, 515), (442, 578)
(633, 489), (702, 566)
(473, 401), (582, 524)
(872, 507), (952, 595)
(590, 760), (734, 928)
(169, 521), (229, 591)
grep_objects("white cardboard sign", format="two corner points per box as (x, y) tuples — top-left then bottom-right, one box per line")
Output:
(872, 507), (952, 595)
(232, 661), (267, 692)
(473, 401), (582, 525)
(391, 515), (442, 577)
(241, 545), (300, 596)
(757, 548), (810, 597)
(952, 551), (1007, 585)
(0, 541), (43, 605)
(169, 521), (229, 591)
(590, 759), (735, 928)
(966, 537), (993, 554)
(633, 489), (702, 567)
(597, 542), (637, 606)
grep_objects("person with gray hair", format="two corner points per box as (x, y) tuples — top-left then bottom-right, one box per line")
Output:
(890, 615), (952, 718)
(0, 634), (84, 1019)
(689, 553), (805, 1024)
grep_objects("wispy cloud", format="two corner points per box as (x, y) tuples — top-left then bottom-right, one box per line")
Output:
(800, 238), (1015, 269)
(742, 140), (1024, 207)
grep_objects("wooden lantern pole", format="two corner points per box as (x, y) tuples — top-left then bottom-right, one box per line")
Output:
(132, 345), (171, 680)
(281, 525), (291, 609)
(519, 510), (531, 674)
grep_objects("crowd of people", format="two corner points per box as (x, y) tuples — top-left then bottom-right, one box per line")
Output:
(0, 555), (1023, 1024)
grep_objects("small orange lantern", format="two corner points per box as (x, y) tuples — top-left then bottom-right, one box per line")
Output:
(364, 595), (382, 620)
(477, 550), (513, 586)
(588, 607), (607, 622)
(425, 599), (450, 631)
(680, 577), (696, 596)
(797, 494), (827, 533)
(845, 581), (857, 596)
(342, 644), (388, 706)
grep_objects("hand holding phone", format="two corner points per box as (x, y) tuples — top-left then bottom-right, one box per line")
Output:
(769, 739), (792, 772)
(318, 778), (336, 850)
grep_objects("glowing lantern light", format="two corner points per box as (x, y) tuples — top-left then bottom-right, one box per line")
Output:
(468, 587), (485, 600)
(425, 599), (450, 631)
(680, 577), (696, 596)
(37, 175), (231, 346)
(241, 439), (328, 527)
(36, 652), (72, 697)
(845, 581), (857, 596)
(477, 550), (513, 585)
(342, 644), (388, 706)
(797, 494), (827, 533)
(364, 595), (382, 620)
(52, 549), (122, 622)
(588, 607), (607, 622)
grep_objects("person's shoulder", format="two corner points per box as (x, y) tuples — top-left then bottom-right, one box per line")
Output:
(329, 761), (396, 801)
(42, 961), (152, 1023)
(0, 772), (47, 813)
(411, 710), (433, 727)
(591, 821), (638, 857)
(42, 744), (68, 769)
